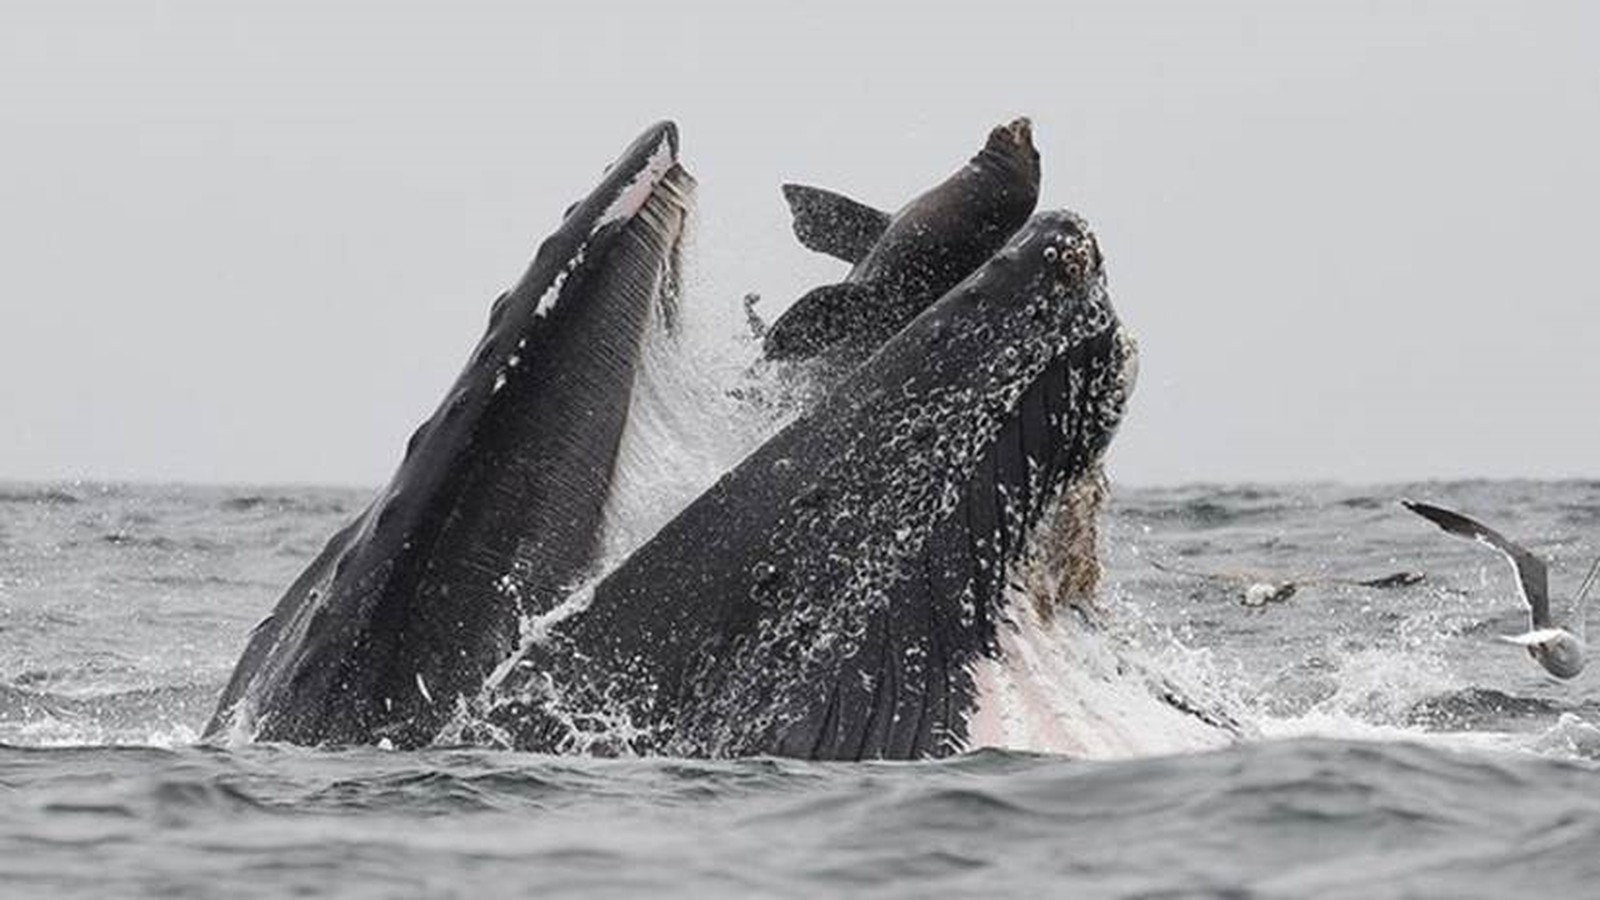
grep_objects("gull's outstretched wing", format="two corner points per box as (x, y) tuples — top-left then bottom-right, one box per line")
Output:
(1402, 500), (1550, 629)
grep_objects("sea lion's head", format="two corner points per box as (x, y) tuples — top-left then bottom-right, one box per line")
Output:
(983, 116), (1040, 181)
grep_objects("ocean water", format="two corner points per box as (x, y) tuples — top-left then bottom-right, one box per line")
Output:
(4, 479), (1600, 898)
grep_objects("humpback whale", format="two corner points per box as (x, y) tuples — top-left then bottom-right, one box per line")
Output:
(481, 209), (1139, 760)
(207, 122), (695, 747)
(763, 117), (1039, 365)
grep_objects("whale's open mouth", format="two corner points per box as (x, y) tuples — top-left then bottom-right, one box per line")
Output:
(463, 209), (1146, 761)
(208, 120), (1175, 762)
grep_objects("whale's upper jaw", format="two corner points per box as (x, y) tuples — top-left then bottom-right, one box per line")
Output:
(574, 120), (686, 233)
(382, 119), (697, 584)
(525, 120), (692, 295)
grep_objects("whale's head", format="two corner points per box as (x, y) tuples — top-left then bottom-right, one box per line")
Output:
(468, 209), (1138, 760)
(903, 209), (1132, 524)
(723, 209), (1137, 757)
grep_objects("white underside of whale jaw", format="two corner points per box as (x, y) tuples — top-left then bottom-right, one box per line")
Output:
(965, 600), (1240, 759)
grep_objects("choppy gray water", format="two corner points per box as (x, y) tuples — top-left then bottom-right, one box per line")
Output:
(5, 480), (1600, 897)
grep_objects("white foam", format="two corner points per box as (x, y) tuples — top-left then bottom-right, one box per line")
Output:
(1314, 642), (1459, 725)
(1531, 712), (1600, 759)
(9, 714), (201, 749)
(483, 576), (602, 695)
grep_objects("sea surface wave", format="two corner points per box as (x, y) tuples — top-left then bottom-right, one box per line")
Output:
(4, 480), (1600, 897)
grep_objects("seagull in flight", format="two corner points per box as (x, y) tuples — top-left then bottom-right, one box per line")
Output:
(1402, 499), (1600, 679)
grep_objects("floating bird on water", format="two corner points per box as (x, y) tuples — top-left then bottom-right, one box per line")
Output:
(1402, 499), (1600, 680)
(1147, 558), (1425, 608)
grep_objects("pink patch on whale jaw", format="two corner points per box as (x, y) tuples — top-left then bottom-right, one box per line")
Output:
(595, 134), (680, 231)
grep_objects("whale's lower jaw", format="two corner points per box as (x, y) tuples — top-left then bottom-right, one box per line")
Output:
(964, 602), (1240, 759)
(204, 124), (696, 749)
(961, 464), (1240, 759)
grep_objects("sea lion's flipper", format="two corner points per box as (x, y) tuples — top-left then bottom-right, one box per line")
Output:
(781, 184), (891, 264)
(763, 281), (890, 360)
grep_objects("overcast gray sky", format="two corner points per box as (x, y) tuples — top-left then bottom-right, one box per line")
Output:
(2, 1), (1595, 487)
